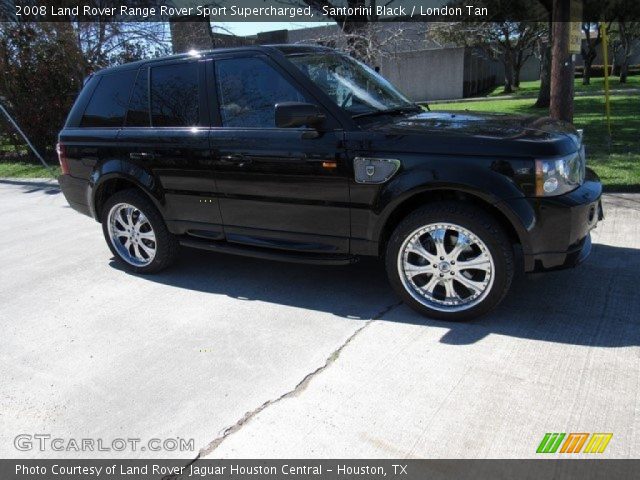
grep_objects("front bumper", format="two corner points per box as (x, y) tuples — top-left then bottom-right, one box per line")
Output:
(503, 168), (603, 272)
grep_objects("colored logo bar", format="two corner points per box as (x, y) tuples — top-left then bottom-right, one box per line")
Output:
(537, 433), (612, 454)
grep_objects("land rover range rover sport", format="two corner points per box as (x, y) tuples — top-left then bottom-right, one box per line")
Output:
(58, 45), (603, 320)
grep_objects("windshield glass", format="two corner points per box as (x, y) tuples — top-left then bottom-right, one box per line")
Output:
(287, 52), (414, 116)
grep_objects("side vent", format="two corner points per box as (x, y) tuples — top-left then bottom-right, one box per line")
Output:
(354, 157), (401, 184)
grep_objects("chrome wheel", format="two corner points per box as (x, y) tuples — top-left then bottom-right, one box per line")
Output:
(107, 203), (157, 267)
(397, 223), (495, 313)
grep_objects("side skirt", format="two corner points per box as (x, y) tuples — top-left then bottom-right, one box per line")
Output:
(179, 237), (359, 266)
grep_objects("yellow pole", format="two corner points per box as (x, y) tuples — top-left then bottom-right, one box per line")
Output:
(601, 24), (612, 140)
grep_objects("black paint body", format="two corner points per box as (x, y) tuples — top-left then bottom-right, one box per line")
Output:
(58, 45), (602, 272)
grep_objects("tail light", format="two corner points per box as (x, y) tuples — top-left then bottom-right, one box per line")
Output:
(56, 142), (69, 175)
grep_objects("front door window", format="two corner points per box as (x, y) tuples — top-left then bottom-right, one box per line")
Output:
(215, 57), (307, 128)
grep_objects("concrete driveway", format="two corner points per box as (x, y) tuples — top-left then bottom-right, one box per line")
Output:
(0, 179), (638, 459)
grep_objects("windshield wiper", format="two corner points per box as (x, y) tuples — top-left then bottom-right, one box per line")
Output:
(352, 105), (422, 119)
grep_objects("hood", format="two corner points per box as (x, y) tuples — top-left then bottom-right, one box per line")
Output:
(363, 111), (581, 158)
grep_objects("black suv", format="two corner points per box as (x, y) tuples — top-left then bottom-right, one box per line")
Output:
(58, 45), (603, 320)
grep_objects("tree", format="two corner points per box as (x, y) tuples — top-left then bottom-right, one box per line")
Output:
(550, 0), (573, 122)
(609, 0), (640, 83)
(614, 21), (640, 83)
(533, 0), (553, 108)
(533, 30), (552, 107)
(0, 23), (85, 155)
(297, 0), (415, 63)
(0, 17), (169, 156)
(580, 22), (602, 85)
(430, 21), (545, 94)
(294, 22), (429, 67)
(579, 0), (617, 85)
(74, 22), (169, 74)
(513, 23), (546, 87)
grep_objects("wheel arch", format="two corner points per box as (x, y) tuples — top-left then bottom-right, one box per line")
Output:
(376, 187), (530, 257)
(90, 164), (164, 222)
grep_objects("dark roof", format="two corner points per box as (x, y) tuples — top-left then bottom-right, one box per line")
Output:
(93, 44), (332, 76)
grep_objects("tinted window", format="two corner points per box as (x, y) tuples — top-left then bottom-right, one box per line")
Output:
(151, 62), (199, 127)
(215, 57), (306, 128)
(126, 68), (149, 127)
(80, 70), (136, 127)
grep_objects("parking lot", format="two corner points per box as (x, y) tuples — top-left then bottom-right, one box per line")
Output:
(1, 179), (639, 459)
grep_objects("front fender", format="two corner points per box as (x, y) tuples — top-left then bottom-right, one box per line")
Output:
(371, 160), (534, 254)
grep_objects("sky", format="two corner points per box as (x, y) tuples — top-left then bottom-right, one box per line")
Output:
(214, 21), (333, 36)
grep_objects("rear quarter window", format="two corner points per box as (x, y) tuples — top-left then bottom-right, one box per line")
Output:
(80, 70), (137, 127)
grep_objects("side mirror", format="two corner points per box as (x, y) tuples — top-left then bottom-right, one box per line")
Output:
(275, 102), (325, 129)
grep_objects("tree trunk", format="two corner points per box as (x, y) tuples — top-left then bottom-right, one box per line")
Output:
(503, 51), (515, 94)
(620, 61), (629, 83)
(583, 58), (592, 85)
(619, 25), (631, 84)
(535, 42), (552, 108)
(535, 14), (553, 109)
(550, 1), (574, 122)
(514, 67), (521, 88)
(513, 50), (523, 88)
(580, 24), (601, 87)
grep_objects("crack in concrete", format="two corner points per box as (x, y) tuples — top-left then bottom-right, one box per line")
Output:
(196, 301), (403, 459)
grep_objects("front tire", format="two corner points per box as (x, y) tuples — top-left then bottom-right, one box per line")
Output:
(385, 202), (514, 321)
(101, 189), (178, 274)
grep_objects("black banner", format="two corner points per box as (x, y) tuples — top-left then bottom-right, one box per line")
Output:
(1, 0), (638, 23)
(2, 459), (640, 480)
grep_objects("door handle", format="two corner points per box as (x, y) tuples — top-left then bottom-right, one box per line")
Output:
(129, 152), (155, 160)
(219, 154), (252, 166)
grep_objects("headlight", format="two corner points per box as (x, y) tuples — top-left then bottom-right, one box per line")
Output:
(535, 147), (585, 196)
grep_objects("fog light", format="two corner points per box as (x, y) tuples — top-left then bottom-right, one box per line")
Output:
(543, 177), (559, 193)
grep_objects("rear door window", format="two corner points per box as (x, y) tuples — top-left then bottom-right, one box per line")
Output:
(150, 62), (199, 127)
(80, 70), (137, 127)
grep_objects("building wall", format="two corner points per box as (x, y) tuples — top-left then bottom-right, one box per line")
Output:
(380, 47), (466, 101)
(519, 56), (541, 81)
(463, 49), (501, 97)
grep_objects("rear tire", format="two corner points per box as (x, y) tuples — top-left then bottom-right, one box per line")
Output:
(385, 202), (514, 321)
(101, 189), (178, 274)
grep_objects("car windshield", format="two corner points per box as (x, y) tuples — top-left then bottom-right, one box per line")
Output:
(287, 52), (415, 117)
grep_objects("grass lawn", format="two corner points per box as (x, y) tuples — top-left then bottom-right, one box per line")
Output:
(0, 162), (59, 178)
(488, 76), (640, 97)
(1, 137), (58, 178)
(431, 93), (640, 192)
